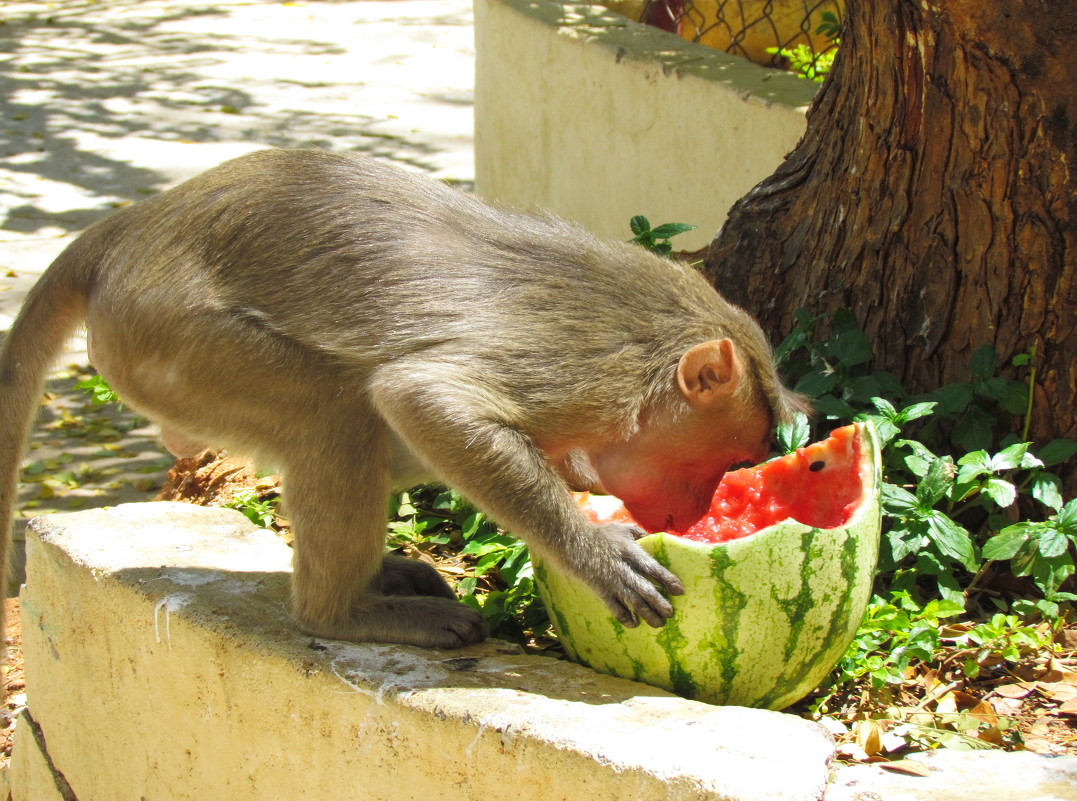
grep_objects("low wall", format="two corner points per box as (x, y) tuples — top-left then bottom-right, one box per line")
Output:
(473, 0), (817, 251)
(7, 503), (834, 801)
(9, 504), (1077, 800)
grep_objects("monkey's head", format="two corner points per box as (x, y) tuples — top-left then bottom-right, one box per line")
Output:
(587, 338), (785, 533)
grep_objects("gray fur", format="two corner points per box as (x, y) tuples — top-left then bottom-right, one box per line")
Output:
(0, 149), (802, 647)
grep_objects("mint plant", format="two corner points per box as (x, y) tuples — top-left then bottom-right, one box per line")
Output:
(628, 215), (696, 257)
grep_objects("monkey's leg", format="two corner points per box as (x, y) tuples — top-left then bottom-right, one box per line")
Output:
(284, 437), (487, 648)
(369, 555), (456, 600)
(371, 371), (682, 629)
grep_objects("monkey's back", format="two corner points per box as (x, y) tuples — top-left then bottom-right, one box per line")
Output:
(80, 149), (759, 427)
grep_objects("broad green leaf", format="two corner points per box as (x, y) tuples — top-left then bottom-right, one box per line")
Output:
(896, 438), (940, 463)
(776, 413), (810, 454)
(1030, 551), (1074, 595)
(934, 570), (966, 604)
(1037, 439), (1077, 467)
(925, 511), (978, 570)
(870, 397), (898, 418)
(888, 531), (922, 563)
(981, 476), (1017, 508)
(815, 394), (856, 419)
(897, 401), (937, 423)
(844, 375), (885, 403)
(457, 577), (477, 596)
(1038, 527), (1070, 559)
(952, 405), (995, 452)
(983, 525), (1037, 561)
(916, 458), (953, 508)
(1031, 472), (1064, 512)
(860, 371), (907, 400)
(460, 511), (485, 539)
(1019, 450), (1045, 470)
(991, 442), (1030, 471)
(956, 451), (991, 482)
(649, 222), (696, 238)
(793, 307), (819, 329)
(921, 598), (965, 620)
(981, 377), (1029, 415)
(903, 453), (933, 480)
(1057, 499), (1077, 536)
(928, 382), (974, 415)
(881, 483), (920, 515)
(629, 215), (649, 236)
(794, 370), (841, 397)
(968, 345), (998, 382)
(830, 307), (860, 334)
(855, 413), (898, 445)
(774, 327), (808, 366)
(830, 329), (873, 367)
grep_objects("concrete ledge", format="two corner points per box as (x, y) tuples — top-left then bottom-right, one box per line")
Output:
(10, 503), (1077, 800)
(473, 0), (817, 250)
(11, 503), (835, 801)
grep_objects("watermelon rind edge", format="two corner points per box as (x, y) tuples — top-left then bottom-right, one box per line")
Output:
(534, 421), (883, 710)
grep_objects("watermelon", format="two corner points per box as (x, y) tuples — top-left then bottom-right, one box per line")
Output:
(534, 422), (882, 710)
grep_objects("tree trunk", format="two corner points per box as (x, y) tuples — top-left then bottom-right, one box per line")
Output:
(703, 0), (1076, 483)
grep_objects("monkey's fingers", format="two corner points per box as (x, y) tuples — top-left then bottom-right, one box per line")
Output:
(605, 596), (640, 628)
(641, 559), (686, 597)
(603, 583), (669, 629)
(630, 581), (675, 627)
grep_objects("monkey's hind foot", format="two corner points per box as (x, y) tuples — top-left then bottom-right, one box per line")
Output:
(295, 595), (488, 649)
(369, 554), (456, 599)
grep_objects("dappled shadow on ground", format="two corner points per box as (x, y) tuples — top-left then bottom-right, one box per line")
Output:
(0, 0), (473, 236)
(10, 369), (173, 590)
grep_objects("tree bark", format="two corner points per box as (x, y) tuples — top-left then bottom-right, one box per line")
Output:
(703, 1), (1076, 480)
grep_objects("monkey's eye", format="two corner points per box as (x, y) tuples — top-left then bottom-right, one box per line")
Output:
(809, 460), (825, 472)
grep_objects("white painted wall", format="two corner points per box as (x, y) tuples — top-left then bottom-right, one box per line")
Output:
(473, 0), (818, 251)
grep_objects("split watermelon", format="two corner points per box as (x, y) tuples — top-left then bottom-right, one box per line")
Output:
(534, 422), (882, 710)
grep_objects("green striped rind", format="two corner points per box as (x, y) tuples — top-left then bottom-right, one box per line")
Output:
(534, 421), (882, 710)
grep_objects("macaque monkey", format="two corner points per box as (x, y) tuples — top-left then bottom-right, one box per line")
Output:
(0, 149), (804, 648)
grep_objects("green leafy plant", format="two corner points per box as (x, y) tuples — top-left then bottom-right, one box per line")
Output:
(629, 215), (696, 257)
(74, 374), (121, 406)
(826, 592), (967, 691)
(775, 307), (1074, 612)
(388, 487), (548, 642)
(223, 489), (279, 529)
(765, 11), (841, 83)
(766, 43), (837, 82)
(815, 10), (843, 39)
(982, 499), (1077, 619)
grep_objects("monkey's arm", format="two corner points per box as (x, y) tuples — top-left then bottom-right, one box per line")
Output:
(370, 370), (684, 627)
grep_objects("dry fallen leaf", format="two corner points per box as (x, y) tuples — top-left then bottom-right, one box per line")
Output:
(993, 682), (1036, 699)
(1056, 696), (1077, 716)
(879, 760), (932, 777)
(854, 719), (884, 757)
(1041, 658), (1077, 685)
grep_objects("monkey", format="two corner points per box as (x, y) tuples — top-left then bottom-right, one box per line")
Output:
(0, 148), (805, 649)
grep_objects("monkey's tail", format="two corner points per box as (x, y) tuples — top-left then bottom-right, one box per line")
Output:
(0, 241), (94, 644)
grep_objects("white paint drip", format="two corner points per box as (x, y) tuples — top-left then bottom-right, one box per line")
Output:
(153, 594), (192, 648)
(329, 659), (387, 704)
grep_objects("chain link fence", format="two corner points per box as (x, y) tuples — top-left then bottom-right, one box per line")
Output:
(605, 0), (843, 78)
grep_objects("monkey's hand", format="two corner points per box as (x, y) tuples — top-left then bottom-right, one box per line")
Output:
(581, 523), (685, 628)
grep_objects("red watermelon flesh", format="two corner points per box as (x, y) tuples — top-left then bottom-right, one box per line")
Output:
(576, 424), (864, 544)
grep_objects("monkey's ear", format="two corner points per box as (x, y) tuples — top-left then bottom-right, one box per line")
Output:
(676, 339), (742, 408)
